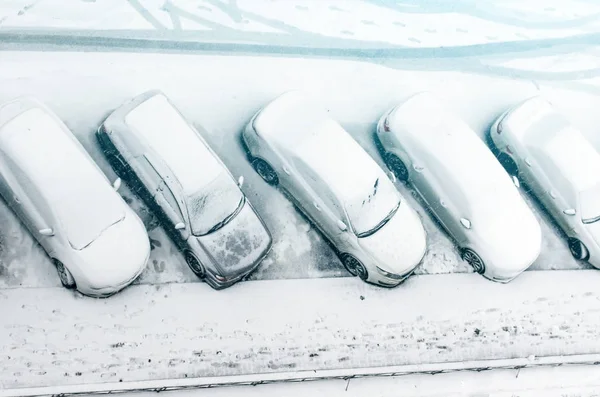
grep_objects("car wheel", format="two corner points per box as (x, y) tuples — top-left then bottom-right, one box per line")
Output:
(568, 238), (589, 261)
(341, 253), (368, 281)
(184, 251), (206, 279)
(53, 259), (76, 289)
(497, 152), (519, 177)
(461, 248), (486, 274)
(385, 153), (409, 182)
(252, 158), (279, 186)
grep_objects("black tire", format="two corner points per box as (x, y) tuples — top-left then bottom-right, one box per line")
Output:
(54, 259), (76, 289)
(568, 238), (589, 261)
(341, 253), (368, 281)
(497, 152), (519, 177)
(461, 248), (486, 274)
(184, 251), (206, 279)
(252, 158), (279, 186)
(109, 153), (129, 180)
(385, 153), (409, 182)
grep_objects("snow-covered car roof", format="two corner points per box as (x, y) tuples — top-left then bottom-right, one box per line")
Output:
(255, 91), (400, 235)
(387, 92), (524, 219)
(0, 101), (125, 250)
(123, 93), (228, 196)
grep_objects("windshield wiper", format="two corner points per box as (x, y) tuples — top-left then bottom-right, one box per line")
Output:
(203, 196), (246, 235)
(356, 201), (401, 238)
(583, 215), (600, 224)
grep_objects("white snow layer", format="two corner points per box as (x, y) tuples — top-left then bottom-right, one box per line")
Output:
(0, 50), (598, 288)
(3, 271), (600, 388)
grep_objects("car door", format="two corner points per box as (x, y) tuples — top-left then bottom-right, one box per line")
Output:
(292, 160), (346, 241)
(1, 158), (57, 254)
(528, 147), (577, 232)
(401, 142), (458, 241)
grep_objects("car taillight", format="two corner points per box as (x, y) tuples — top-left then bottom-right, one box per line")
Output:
(383, 118), (390, 132)
(497, 120), (503, 134)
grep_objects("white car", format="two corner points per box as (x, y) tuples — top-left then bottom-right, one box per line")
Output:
(242, 91), (427, 287)
(98, 90), (272, 289)
(491, 96), (600, 268)
(0, 98), (150, 297)
(376, 92), (542, 282)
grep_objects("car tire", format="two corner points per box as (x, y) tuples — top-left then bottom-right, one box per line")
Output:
(385, 153), (409, 183)
(53, 259), (76, 289)
(341, 253), (369, 281)
(497, 152), (519, 177)
(252, 158), (279, 186)
(461, 248), (486, 274)
(184, 250), (206, 279)
(568, 238), (590, 261)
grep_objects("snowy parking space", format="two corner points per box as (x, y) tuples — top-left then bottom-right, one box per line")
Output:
(1, 50), (599, 289)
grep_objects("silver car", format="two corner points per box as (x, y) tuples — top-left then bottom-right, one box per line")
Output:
(242, 91), (427, 288)
(376, 92), (542, 282)
(0, 97), (150, 297)
(491, 96), (600, 268)
(97, 90), (272, 289)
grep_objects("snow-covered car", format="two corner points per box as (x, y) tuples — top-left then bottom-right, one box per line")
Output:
(97, 90), (272, 290)
(490, 96), (600, 268)
(242, 91), (427, 287)
(0, 97), (150, 297)
(376, 92), (542, 282)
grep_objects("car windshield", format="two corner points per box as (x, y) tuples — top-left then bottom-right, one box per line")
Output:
(581, 183), (600, 224)
(0, 108), (125, 250)
(345, 176), (402, 237)
(186, 172), (245, 236)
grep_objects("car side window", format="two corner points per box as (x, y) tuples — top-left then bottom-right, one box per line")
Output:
(294, 158), (344, 220)
(159, 180), (185, 221)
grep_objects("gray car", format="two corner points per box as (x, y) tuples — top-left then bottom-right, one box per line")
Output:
(97, 90), (272, 289)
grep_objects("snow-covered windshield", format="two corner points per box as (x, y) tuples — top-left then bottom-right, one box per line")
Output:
(581, 183), (600, 224)
(292, 118), (401, 237)
(0, 108), (125, 250)
(186, 172), (244, 236)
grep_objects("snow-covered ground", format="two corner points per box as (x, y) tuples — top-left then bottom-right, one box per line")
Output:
(1, 49), (600, 288)
(2, 0), (600, 48)
(3, 271), (600, 389)
(102, 364), (600, 397)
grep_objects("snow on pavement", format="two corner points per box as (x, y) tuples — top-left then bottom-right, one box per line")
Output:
(3, 270), (600, 389)
(0, 50), (599, 288)
(104, 365), (600, 397)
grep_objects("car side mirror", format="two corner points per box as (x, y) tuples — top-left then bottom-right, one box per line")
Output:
(388, 171), (397, 183)
(337, 220), (348, 231)
(460, 218), (471, 229)
(174, 222), (186, 230)
(512, 176), (520, 188)
(39, 228), (54, 236)
(238, 175), (244, 188)
(113, 177), (122, 191)
(563, 209), (576, 216)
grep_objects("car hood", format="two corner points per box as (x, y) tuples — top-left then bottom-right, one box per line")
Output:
(77, 211), (150, 289)
(473, 207), (541, 274)
(197, 201), (272, 275)
(357, 199), (426, 275)
(585, 221), (600, 248)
